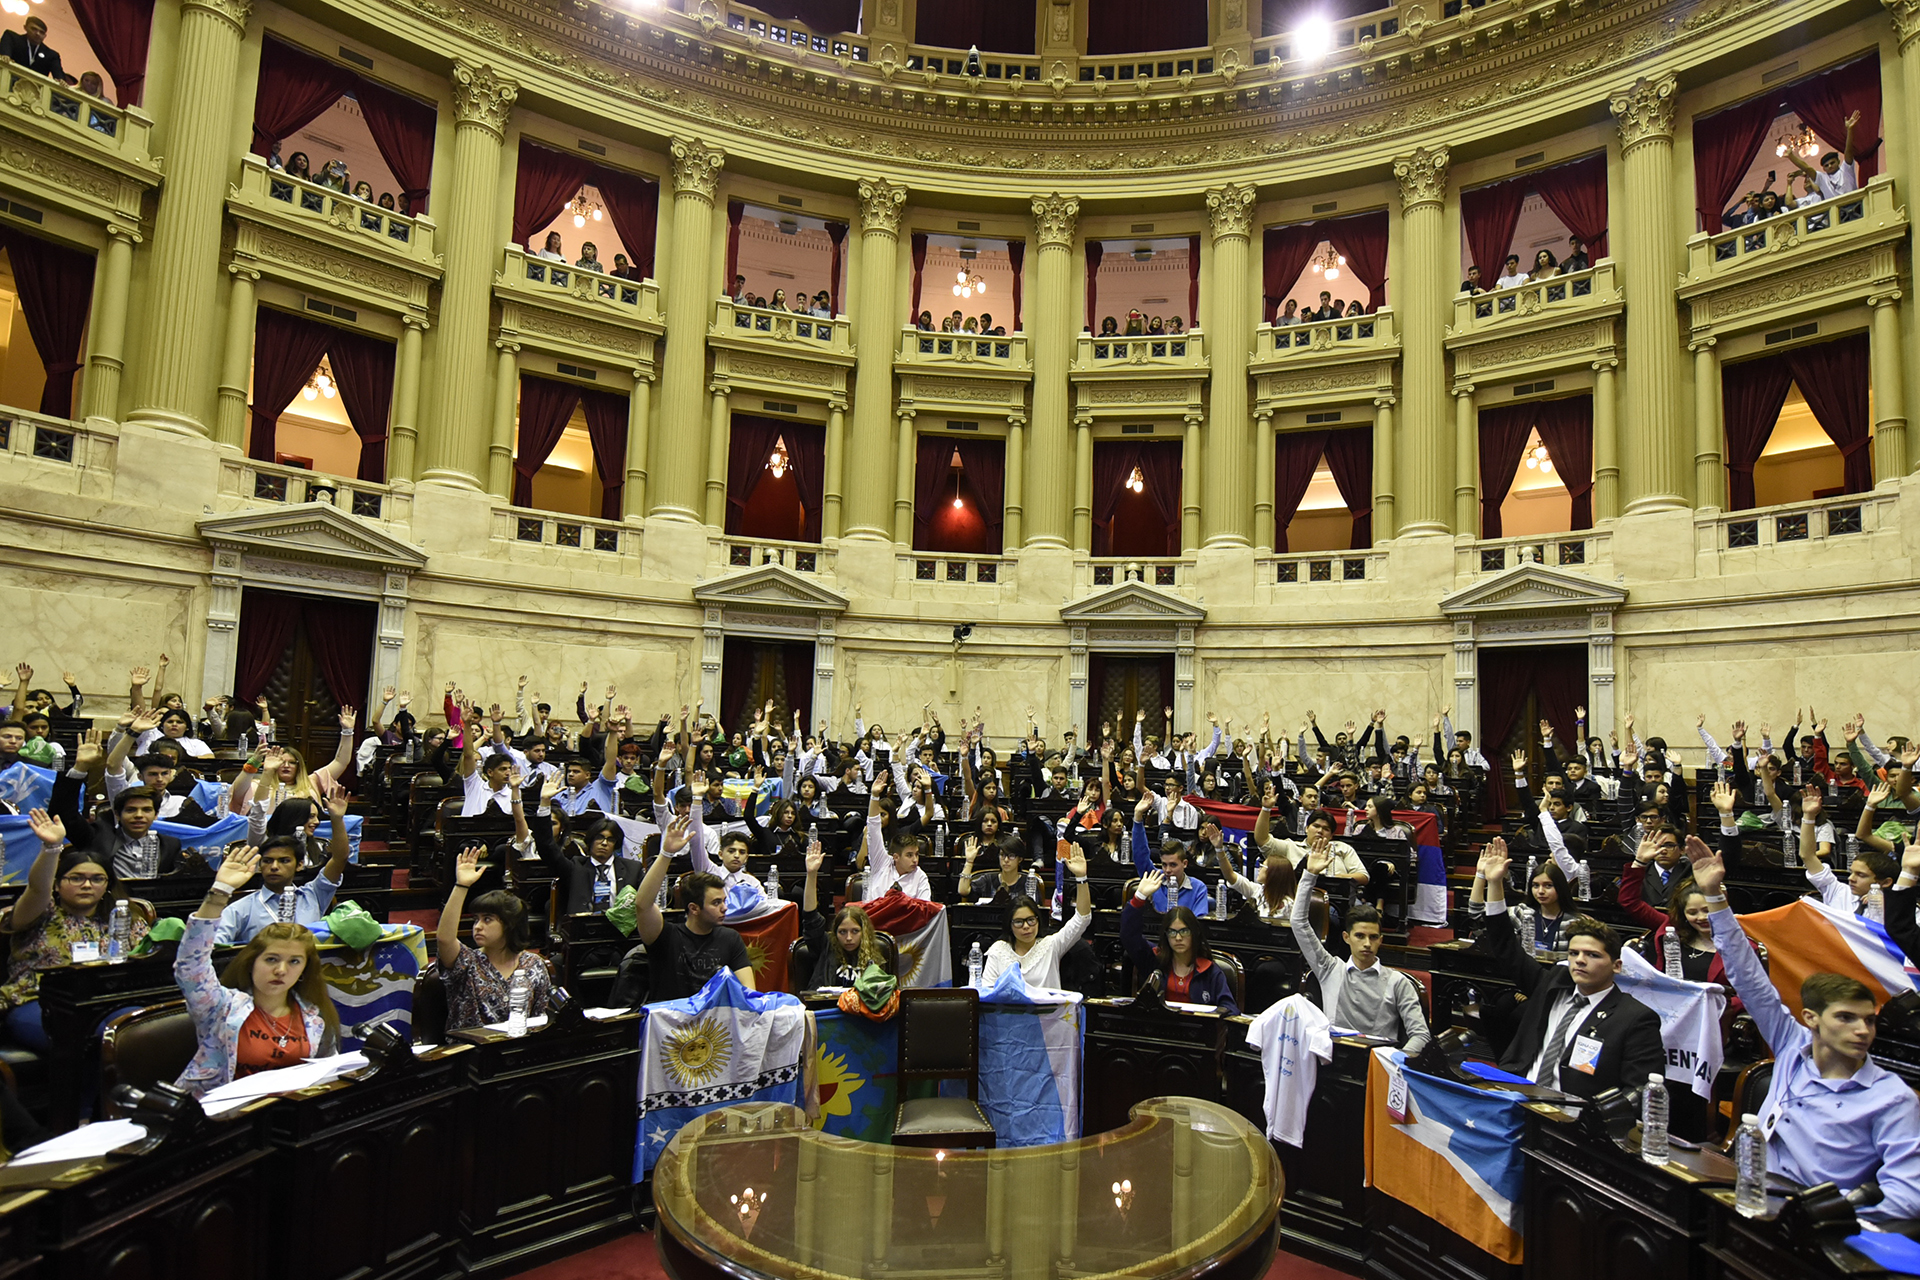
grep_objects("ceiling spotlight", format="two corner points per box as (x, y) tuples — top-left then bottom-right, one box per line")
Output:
(1294, 19), (1334, 63)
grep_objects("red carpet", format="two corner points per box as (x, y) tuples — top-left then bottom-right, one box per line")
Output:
(508, 1228), (1355, 1279)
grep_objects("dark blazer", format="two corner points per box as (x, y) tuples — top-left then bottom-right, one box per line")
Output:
(1887, 884), (1920, 971)
(1482, 905), (1666, 1099)
(535, 825), (644, 916)
(0, 31), (63, 81)
(50, 773), (185, 877)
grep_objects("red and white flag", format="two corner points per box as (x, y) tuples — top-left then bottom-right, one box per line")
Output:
(860, 892), (953, 987)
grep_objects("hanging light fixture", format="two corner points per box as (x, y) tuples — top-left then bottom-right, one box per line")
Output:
(1293, 18), (1335, 64)
(301, 359), (336, 402)
(1307, 242), (1346, 282)
(1126, 465), (1145, 494)
(950, 447), (965, 508)
(766, 436), (790, 479)
(952, 267), (986, 299)
(1522, 437), (1552, 474)
(568, 185), (605, 229)
(1774, 122), (1820, 160)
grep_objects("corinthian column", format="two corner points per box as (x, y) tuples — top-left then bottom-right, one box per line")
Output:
(1202, 183), (1255, 548)
(1882, 0), (1920, 474)
(1609, 75), (1687, 513)
(124, 0), (252, 438)
(1391, 146), (1451, 535)
(417, 63), (518, 489)
(1025, 194), (1079, 549)
(843, 178), (907, 540)
(650, 138), (725, 521)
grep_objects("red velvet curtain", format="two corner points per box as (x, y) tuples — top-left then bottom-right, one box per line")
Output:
(781, 643), (815, 728)
(1325, 212), (1389, 311)
(1322, 427), (1373, 548)
(597, 166), (660, 279)
(234, 589), (305, 705)
(1534, 395), (1595, 530)
(1186, 234), (1201, 328)
(1785, 54), (1882, 180)
(1086, 0), (1208, 54)
(1531, 154), (1610, 262)
(720, 638), (756, 738)
(302, 595), (376, 736)
(725, 200), (746, 289)
(1007, 239), (1025, 331)
(826, 221), (848, 315)
(725, 414), (788, 533)
(1479, 644), (1589, 813)
(512, 375), (584, 508)
(914, 0), (1037, 53)
(741, 0), (861, 32)
(1272, 430), (1329, 553)
(1136, 440), (1182, 548)
(249, 38), (357, 158)
(784, 420), (825, 542)
(325, 327), (395, 482)
(354, 80), (437, 216)
(1261, 223), (1322, 323)
(1720, 356), (1795, 510)
(1786, 333), (1873, 494)
(913, 435), (950, 550)
(67, 0), (154, 107)
(1461, 178), (1528, 279)
(951, 436), (1006, 553)
(1090, 440), (1135, 555)
(248, 308), (334, 462)
(579, 388), (630, 520)
(1476, 403), (1537, 538)
(512, 140), (595, 248)
(909, 233), (929, 321)
(0, 228), (95, 419)
(1084, 240), (1103, 332)
(1693, 98), (1779, 234)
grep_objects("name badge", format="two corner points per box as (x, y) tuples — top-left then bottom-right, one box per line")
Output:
(70, 940), (100, 963)
(1567, 1034), (1604, 1074)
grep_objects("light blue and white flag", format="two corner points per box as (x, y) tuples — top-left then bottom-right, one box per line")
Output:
(634, 969), (809, 1177)
(0, 761), (54, 812)
(0, 763), (59, 882)
(312, 815), (365, 863)
(155, 812), (251, 851)
(959, 964), (1085, 1146)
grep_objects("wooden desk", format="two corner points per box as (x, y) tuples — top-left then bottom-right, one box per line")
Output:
(36, 950), (183, 1131)
(1083, 997), (1241, 1135)
(1698, 1186), (1907, 1280)
(452, 1009), (643, 1279)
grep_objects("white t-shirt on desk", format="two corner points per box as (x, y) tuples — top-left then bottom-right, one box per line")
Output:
(1245, 994), (1333, 1147)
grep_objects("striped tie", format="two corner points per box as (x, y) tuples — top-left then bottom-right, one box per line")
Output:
(1535, 993), (1587, 1088)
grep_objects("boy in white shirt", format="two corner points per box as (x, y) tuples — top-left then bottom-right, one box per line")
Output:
(862, 787), (932, 900)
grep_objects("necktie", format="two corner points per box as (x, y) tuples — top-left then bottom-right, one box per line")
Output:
(594, 862), (612, 907)
(1535, 993), (1587, 1087)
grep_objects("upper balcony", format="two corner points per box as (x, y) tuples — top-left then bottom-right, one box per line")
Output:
(896, 326), (1030, 372)
(894, 325), (1032, 420)
(1074, 332), (1205, 371)
(498, 246), (662, 330)
(708, 299), (855, 401)
(1679, 177), (1907, 341)
(227, 156), (441, 312)
(1447, 264), (1623, 384)
(0, 59), (158, 221)
(1070, 331), (1208, 419)
(1250, 310), (1398, 411)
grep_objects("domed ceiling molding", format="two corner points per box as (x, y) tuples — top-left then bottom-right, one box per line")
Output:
(383, 0), (1829, 188)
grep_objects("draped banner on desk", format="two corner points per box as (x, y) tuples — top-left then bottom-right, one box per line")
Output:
(635, 970), (811, 1178)
(859, 892), (953, 987)
(810, 1008), (898, 1142)
(1616, 948), (1728, 1100)
(1734, 896), (1920, 1020)
(154, 812), (250, 851)
(1364, 1047), (1527, 1264)
(0, 762), (57, 881)
(318, 923), (425, 1052)
(724, 896), (799, 997)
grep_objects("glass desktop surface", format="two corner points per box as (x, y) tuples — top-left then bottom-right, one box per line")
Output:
(654, 1096), (1281, 1280)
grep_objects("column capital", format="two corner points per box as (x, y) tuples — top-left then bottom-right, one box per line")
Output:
(1686, 335), (1717, 353)
(1182, 411), (1205, 427)
(182, 0), (252, 33)
(708, 379), (731, 396)
(856, 178), (908, 236)
(451, 62), (518, 137)
(1031, 193), (1081, 248)
(1007, 411), (1028, 427)
(1452, 383), (1475, 398)
(670, 137), (726, 201)
(403, 312), (432, 332)
(632, 366), (659, 383)
(225, 260), (260, 283)
(1391, 145), (1450, 209)
(1254, 408), (1274, 423)
(1204, 184), (1257, 241)
(1610, 74), (1678, 150)
(107, 221), (143, 245)
(1073, 412), (1094, 428)
(495, 338), (520, 354)
(1885, 0), (1920, 50)
(897, 406), (918, 421)
(1870, 285), (1905, 307)
(828, 397), (849, 413)
(1591, 356), (1618, 372)
(1373, 394), (1397, 409)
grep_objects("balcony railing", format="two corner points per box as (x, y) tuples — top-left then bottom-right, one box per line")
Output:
(493, 505), (635, 557)
(233, 155), (439, 267)
(1450, 263), (1618, 336)
(897, 326), (1030, 369)
(1074, 332), (1205, 369)
(898, 551), (1014, 588)
(217, 456), (411, 524)
(0, 58), (154, 166)
(1077, 557), (1193, 592)
(716, 536), (833, 576)
(1258, 308), (1398, 359)
(1258, 549), (1387, 586)
(712, 299), (853, 356)
(1458, 528), (1612, 578)
(1683, 178), (1901, 288)
(0, 407), (114, 483)
(1694, 490), (1897, 560)
(500, 245), (662, 324)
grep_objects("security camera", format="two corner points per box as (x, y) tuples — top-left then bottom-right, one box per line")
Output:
(952, 624), (974, 642)
(965, 45), (983, 77)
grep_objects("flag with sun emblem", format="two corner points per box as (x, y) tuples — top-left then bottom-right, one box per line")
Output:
(635, 969), (809, 1178)
(859, 891), (953, 988)
(724, 896), (800, 995)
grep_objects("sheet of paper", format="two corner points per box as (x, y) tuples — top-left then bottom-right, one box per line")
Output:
(8, 1118), (147, 1166)
(196, 1051), (371, 1115)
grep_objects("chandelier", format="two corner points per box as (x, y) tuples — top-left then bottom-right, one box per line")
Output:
(301, 358), (336, 402)
(0, 0), (41, 16)
(1523, 435), (1554, 475)
(1774, 123), (1820, 160)
(568, 186), (604, 229)
(766, 436), (789, 479)
(1125, 466), (1145, 494)
(952, 268), (985, 299)
(1308, 243), (1345, 281)
(950, 446), (964, 508)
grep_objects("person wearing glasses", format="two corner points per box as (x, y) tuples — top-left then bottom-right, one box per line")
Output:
(0, 809), (152, 1052)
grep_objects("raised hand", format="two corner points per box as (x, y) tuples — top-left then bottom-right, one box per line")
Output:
(214, 848), (260, 893)
(1846, 108), (1862, 129)
(1066, 847), (1088, 879)
(542, 770), (564, 800)
(1711, 779), (1736, 816)
(61, 669), (76, 687)
(445, 681), (457, 695)
(1696, 712), (1706, 729)
(1135, 793), (1154, 820)
(689, 770), (707, 795)
(397, 690), (412, 708)
(1802, 788), (1823, 822)
(27, 807), (64, 847)
(1687, 839), (1726, 896)
(128, 665), (147, 686)
(805, 841), (825, 874)
(1479, 837), (1510, 884)
(323, 778), (349, 820)
(1510, 748), (1528, 775)
(1870, 782), (1895, 810)
(130, 709), (162, 733)
(1136, 868), (1165, 900)
(338, 706), (357, 731)
(518, 674), (529, 690)
(1575, 705), (1586, 721)
(1633, 836), (1658, 865)
(1305, 844), (1332, 876)
(381, 685), (396, 703)
(662, 814), (693, 855)
(455, 846), (486, 887)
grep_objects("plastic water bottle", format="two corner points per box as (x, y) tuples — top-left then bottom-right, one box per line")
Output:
(506, 967), (531, 1038)
(967, 941), (983, 989)
(1524, 854), (1537, 894)
(1792, 759), (1804, 786)
(1577, 860), (1592, 902)
(1215, 875), (1228, 920)
(1733, 1114), (1768, 1217)
(1640, 1073), (1670, 1166)
(934, 825), (946, 859)
(1784, 827), (1801, 867)
(280, 887), (297, 922)
(1753, 778), (1766, 807)
(1024, 868), (1039, 901)
(1663, 931), (1683, 980)
(107, 900), (130, 964)
(764, 863), (780, 901)
(1051, 884), (1064, 921)
(1294, 808), (1306, 835)
(1867, 885), (1886, 925)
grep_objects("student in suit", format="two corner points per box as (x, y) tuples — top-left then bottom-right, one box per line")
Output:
(1475, 838), (1666, 1098)
(0, 17), (65, 82)
(521, 775), (643, 916)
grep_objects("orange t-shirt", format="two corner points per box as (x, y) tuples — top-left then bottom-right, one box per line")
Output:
(235, 1004), (311, 1078)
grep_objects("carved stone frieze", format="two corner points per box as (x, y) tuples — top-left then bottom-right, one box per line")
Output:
(729, 355), (834, 387)
(252, 230), (414, 298)
(1708, 256), (1875, 317)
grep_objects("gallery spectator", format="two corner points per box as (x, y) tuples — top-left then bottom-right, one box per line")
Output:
(0, 18), (64, 82)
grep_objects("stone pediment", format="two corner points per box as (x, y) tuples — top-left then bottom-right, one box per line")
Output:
(1440, 564), (1626, 617)
(1059, 581), (1207, 626)
(198, 503), (427, 573)
(692, 563), (849, 615)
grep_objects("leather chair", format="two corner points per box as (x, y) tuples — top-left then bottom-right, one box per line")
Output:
(1210, 950), (1247, 1011)
(412, 967), (449, 1045)
(891, 987), (995, 1150)
(99, 1001), (197, 1118)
